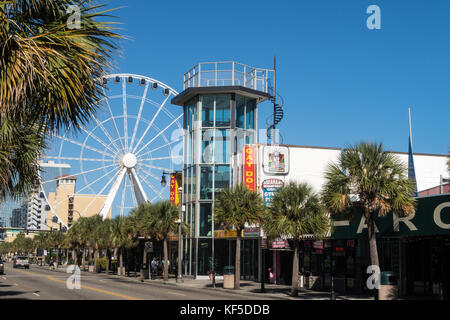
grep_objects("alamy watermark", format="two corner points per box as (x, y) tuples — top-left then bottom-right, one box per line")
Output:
(366, 5), (381, 30)
(66, 265), (81, 290)
(67, 5), (81, 30)
(366, 265), (381, 290)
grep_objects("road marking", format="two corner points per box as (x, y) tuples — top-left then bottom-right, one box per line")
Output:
(166, 291), (185, 296)
(33, 292), (40, 297)
(45, 276), (141, 300)
(13, 283), (18, 286)
(2, 276), (6, 279)
(7, 265), (141, 300)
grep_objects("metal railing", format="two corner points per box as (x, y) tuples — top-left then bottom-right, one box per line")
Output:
(183, 61), (274, 94)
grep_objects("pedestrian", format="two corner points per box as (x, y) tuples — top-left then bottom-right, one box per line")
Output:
(151, 257), (158, 280)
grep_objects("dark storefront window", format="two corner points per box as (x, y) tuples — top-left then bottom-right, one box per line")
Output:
(197, 239), (211, 275)
(199, 203), (212, 237)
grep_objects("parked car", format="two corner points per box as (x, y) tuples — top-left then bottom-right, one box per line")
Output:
(0, 258), (4, 274)
(13, 256), (29, 269)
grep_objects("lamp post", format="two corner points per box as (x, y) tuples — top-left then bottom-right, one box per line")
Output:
(161, 171), (183, 283)
(176, 186), (184, 283)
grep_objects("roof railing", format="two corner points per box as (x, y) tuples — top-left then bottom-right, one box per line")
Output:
(183, 61), (274, 94)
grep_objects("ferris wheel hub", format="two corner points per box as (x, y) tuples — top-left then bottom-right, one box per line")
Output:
(122, 153), (137, 168)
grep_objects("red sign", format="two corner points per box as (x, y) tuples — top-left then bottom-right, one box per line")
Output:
(243, 146), (255, 191)
(170, 174), (179, 206)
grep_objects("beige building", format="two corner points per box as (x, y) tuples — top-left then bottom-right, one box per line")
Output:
(47, 175), (112, 230)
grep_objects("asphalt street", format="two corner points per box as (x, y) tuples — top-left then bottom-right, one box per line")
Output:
(0, 262), (273, 300)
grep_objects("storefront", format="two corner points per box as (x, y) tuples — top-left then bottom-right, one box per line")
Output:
(330, 193), (450, 298)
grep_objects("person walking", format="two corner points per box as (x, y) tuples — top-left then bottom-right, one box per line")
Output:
(151, 257), (158, 280)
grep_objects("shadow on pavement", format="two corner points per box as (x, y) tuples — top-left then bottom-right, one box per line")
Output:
(0, 291), (28, 297)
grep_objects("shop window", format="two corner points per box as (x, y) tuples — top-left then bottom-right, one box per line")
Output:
(197, 238), (212, 275)
(199, 203), (212, 236)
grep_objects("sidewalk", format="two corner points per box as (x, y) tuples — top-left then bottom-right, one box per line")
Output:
(40, 263), (373, 300)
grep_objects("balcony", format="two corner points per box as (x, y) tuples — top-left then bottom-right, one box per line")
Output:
(183, 61), (274, 94)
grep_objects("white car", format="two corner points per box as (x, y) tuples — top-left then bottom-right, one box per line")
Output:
(13, 256), (29, 269)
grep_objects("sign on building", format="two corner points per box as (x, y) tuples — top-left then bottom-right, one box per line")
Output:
(331, 194), (450, 239)
(243, 146), (256, 191)
(262, 179), (284, 207)
(262, 146), (289, 175)
(170, 173), (182, 206)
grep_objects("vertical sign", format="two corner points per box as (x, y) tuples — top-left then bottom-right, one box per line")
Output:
(170, 173), (179, 206)
(243, 146), (256, 191)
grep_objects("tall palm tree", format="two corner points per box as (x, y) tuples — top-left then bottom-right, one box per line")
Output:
(129, 201), (157, 279)
(145, 201), (188, 282)
(111, 215), (134, 276)
(49, 230), (66, 267)
(0, 0), (121, 201)
(214, 184), (266, 289)
(262, 182), (330, 296)
(322, 142), (416, 297)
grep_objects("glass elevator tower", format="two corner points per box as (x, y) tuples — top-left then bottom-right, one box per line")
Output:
(171, 61), (273, 278)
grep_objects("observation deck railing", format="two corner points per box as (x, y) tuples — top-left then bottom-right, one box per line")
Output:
(183, 61), (274, 94)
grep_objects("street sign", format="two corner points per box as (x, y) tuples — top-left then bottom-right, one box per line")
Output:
(244, 227), (260, 237)
(145, 242), (153, 253)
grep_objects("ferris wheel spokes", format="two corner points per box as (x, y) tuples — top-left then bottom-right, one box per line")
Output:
(134, 113), (183, 157)
(131, 94), (171, 154)
(129, 81), (150, 150)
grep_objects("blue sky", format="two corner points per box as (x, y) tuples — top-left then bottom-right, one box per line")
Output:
(106, 0), (449, 155)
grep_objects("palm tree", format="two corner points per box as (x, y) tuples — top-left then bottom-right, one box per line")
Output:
(66, 222), (82, 265)
(49, 231), (66, 267)
(111, 215), (135, 276)
(214, 184), (266, 289)
(144, 201), (188, 282)
(129, 201), (157, 279)
(0, 0), (121, 201)
(262, 182), (330, 296)
(322, 142), (416, 298)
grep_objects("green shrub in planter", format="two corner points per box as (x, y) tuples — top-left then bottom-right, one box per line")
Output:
(96, 257), (107, 270)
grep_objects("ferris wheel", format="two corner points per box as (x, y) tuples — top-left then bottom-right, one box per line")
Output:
(40, 73), (183, 226)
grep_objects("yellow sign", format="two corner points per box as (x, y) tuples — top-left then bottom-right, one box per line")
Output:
(170, 173), (182, 206)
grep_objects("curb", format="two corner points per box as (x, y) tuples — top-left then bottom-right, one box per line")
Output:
(32, 264), (371, 300)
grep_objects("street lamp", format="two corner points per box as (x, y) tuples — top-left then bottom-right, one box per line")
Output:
(160, 171), (183, 283)
(176, 186), (183, 283)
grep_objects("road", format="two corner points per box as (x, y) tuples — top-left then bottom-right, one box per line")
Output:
(0, 262), (273, 300)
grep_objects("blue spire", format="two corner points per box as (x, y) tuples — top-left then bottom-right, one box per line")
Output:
(408, 108), (418, 197)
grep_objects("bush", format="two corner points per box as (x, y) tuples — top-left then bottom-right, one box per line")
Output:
(96, 257), (107, 270)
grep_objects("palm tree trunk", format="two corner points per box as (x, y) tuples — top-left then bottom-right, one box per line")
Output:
(56, 247), (60, 268)
(163, 238), (169, 281)
(141, 242), (147, 280)
(235, 232), (241, 289)
(105, 249), (110, 274)
(290, 240), (299, 296)
(120, 247), (124, 276)
(72, 249), (77, 265)
(82, 247), (86, 271)
(94, 248), (99, 273)
(366, 209), (380, 300)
